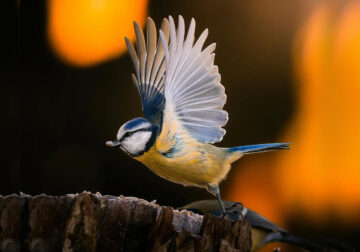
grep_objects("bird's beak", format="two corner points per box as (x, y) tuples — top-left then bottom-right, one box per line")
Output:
(106, 139), (121, 147)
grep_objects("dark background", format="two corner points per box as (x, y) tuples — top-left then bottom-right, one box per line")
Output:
(2, 0), (359, 251)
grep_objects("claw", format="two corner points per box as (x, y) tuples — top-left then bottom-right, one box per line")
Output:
(223, 202), (245, 220)
(226, 209), (243, 220)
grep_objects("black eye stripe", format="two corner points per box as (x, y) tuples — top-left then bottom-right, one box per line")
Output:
(119, 131), (133, 141)
(120, 127), (152, 141)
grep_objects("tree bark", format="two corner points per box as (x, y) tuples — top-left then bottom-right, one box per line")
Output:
(0, 192), (251, 252)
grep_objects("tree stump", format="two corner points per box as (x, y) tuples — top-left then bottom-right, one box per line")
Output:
(0, 192), (251, 252)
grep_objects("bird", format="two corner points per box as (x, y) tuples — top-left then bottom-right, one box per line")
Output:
(180, 200), (355, 252)
(106, 15), (290, 215)
(180, 200), (322, 252)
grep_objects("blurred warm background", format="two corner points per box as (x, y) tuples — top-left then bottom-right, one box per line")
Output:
(3, 0), (360, 250)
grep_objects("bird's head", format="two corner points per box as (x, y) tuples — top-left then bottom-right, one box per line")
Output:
(106, 117), (159, 157)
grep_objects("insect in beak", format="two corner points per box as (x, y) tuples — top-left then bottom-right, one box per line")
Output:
(106, 139), (121, 147)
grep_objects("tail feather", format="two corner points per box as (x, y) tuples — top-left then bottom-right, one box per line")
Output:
(260, 232), (355, 252)
(259, 232), (322, 252)
(229, 143), (290, 154)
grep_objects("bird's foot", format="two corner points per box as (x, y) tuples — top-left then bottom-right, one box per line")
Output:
(222, 209), (243, 220)
(221, 202), (244, 220)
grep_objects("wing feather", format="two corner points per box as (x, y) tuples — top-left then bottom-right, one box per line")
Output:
(145, 18), (157, 85)
(125, 18), (168, 125)
(125, 38), (140, 81)
(150, 19), (169, 88)
(160, 15), (228, 143)
(126, 15), (228, 143)
(134, 21), (147, 84)
(171, 18), (196, 83)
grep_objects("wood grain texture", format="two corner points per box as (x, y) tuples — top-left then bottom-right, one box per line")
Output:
(0, 192), (251, 252)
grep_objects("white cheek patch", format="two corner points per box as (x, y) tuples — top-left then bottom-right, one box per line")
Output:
(121, 131), (152, 155)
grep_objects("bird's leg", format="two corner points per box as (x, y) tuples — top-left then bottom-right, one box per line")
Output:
(207, 185), (245, 218)
(207, 184), (227, 216)
(216, 192), (227, 216)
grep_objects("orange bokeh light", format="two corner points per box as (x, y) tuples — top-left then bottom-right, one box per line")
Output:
(47, 0), (148, 67)
(226, 1), (360, 241)
(225, 157), (286, 227)
(278, 1), (360, 225)
(225, 156), (293, 252)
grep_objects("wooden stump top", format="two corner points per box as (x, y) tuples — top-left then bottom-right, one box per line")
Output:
(0, 192), (251, 252)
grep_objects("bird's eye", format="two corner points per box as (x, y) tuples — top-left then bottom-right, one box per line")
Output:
(124, 132), (131, 138)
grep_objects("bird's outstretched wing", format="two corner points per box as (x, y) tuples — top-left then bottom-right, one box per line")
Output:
(125, 18), (170, 126)
(159, 15), (228, 144)
(126, 16), (228, 146)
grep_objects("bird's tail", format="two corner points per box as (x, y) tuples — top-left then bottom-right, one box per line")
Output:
(259, 232), (355, 252)
(228, 143), (290, 154)
(258, 232), (322, 252)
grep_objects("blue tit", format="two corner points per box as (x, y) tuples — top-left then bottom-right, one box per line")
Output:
(106, 16), (290, 215)
(180, 200), (322, 252)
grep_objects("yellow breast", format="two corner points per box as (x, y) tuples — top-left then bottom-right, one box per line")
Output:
(134, 105), (237, 188)
(135, 139), (232, 188)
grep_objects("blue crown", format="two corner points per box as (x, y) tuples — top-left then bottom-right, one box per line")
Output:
(124, 117), (150, 130)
